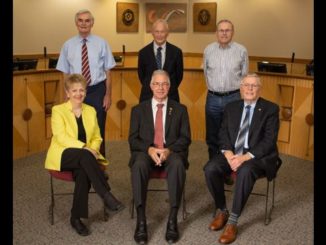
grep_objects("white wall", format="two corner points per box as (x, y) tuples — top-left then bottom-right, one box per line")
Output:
(13, 0), (313, 59)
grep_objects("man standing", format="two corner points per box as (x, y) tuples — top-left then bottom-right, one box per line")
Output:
(56, 9), (116, 157)
(138, 19), (183, 103)
(203, 19), (248, 160)
(129, 70), (191, 244)
(204, 73), (280, 244)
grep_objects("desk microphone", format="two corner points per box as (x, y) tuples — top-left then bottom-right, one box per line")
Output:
(122, 45), (125, 55)
(291, 52), (295, 63)
(44, 46), (47, 58)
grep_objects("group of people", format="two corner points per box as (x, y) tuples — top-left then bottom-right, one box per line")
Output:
(45, 9), (280, 245)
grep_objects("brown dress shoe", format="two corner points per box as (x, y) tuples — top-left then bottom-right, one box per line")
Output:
(218, 224), (238, 244)
(209, 212), (229, 231)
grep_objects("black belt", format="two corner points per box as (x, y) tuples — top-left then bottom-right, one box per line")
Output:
(208, 89), (240, 97)
(88, 80), (105, 87)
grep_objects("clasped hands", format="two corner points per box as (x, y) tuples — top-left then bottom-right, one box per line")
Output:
(148, 146), (171, 166)
(223, 150), (252, 172)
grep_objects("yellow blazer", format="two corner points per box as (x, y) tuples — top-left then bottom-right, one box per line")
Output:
(45, 101), (108, 171)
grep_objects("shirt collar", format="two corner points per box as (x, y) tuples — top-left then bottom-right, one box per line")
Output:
(218, 41), (233, 49)
(152, 98), (168, 108)
(154, 42), (166, 51)
(244, 99), (257, 110)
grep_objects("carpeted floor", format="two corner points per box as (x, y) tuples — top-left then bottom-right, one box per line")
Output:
(13, 141), (313, 245)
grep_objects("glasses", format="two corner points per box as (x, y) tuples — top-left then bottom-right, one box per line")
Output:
(241, 83), (260, 89)
(152, 82), (170, 88)
(218, 29), (232, 34)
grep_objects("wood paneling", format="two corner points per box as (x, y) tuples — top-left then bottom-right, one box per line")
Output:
(13, 55), (314, 161)
(13, 71), (64, 159)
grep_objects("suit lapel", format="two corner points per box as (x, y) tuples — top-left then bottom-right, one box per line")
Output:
(232, 102), (244, 142)
(249, 98), (263, 139)
(150, 42), (157, 67)
(163, 42), (170, 70)
(144, 101), (154, 135)
(165, 100), (173, 136)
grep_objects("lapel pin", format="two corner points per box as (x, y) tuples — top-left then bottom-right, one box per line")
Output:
(169, 107), (173, 115)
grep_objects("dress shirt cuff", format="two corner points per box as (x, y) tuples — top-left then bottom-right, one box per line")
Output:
(247, 152), (255, 158)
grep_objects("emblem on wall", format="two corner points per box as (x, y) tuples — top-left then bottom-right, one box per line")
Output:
(117, 2), (139, 32)
(193, 2), (217, 32)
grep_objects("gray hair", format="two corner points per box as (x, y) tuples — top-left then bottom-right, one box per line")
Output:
(75, 9), (94, 23)
(150, 70), (171, 85)
(241, 73), (261, 86)
(152, 19), (169, 32)
(216, 19), (234, 31)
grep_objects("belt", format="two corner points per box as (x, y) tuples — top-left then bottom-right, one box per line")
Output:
(208, 89), (240, 96)
(88, 80), (105, 87)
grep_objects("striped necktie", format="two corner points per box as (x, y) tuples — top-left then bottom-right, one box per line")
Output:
(81, 39), (91, 85)
(156, 47), (162, 69)
(234, 105), (251, 155)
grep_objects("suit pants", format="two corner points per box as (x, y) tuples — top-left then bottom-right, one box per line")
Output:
(84, 81), (107, 156)
(204, 153), (264, 216)
(61, 148), (110, 218)
(131, 152), (186, 209)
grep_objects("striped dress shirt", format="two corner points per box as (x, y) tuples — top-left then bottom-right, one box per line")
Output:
(203, 41), (249, 92)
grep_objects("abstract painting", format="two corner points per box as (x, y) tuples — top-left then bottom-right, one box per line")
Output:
(145, 3), (187, 33)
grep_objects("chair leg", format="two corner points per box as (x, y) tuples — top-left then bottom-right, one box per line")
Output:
(264, 179), (276, 225)
(130, 198), (135, 219)
(103, 201), (109, 222)
(49, 176), (54, 225)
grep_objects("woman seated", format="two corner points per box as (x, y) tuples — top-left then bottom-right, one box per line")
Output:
(45, 74), (124, 236)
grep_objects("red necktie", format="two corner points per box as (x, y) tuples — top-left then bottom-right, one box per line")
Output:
(154, 104), (164, 148)
(81, 39), (91, 85)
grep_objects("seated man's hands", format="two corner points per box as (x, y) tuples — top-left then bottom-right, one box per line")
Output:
(228, 153), (252, 172)
(148, 147), (171, 166)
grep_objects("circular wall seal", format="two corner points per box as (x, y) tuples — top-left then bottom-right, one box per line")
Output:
(198, 9), (210, 25)
(122, 9), (134, 26)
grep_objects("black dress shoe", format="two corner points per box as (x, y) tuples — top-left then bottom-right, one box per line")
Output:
(103, 192), (125, 212)
(165, 219), (179, 244)
(70, 218), (90, 236)
(134, 220), (148, 244)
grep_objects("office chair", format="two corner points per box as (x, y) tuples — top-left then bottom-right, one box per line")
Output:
(48, 165), (109, 225)
(223, 157), (283, 225)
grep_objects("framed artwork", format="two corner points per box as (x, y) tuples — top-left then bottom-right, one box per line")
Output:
(116, 2), (139, 33)
(145, 3), (187, 33)
(193, 2), (217, 32)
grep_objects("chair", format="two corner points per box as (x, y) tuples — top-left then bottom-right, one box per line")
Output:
(130, 169), (189, 220)
(223, 157), (282, 225)
(48, 165), (109, 225)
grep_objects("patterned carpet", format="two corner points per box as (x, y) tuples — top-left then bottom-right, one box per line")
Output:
(13, 141), (313, 245)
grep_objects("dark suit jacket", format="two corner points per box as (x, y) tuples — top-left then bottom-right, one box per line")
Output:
(218, 97), (280, 180)
(138, 42), (183, 102)
(128, 99), (191, 168)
